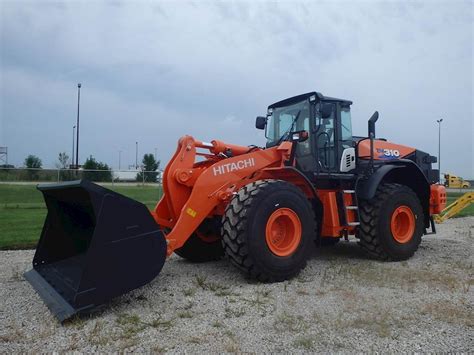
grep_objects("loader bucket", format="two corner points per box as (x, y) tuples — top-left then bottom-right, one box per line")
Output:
(24, 180), (167, 322)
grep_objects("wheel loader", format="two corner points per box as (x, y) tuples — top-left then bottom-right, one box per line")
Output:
(25, 91), (447, 322)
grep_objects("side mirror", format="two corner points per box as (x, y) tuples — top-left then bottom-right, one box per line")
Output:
(291, 130), (309, 143)
(320, 103), (333, 119)
(255, 116), (267, 130)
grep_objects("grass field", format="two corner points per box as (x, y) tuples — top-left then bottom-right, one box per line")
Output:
(0, 184), (472, 250)
(0, 183), (163, 249)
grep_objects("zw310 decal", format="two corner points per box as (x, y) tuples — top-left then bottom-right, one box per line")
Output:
(377, 148), (400, 159)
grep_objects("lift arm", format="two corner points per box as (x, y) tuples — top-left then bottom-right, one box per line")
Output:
(151, 135), (293, 256)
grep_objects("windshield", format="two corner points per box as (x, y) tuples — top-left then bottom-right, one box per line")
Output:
(266, 100), (310, 147)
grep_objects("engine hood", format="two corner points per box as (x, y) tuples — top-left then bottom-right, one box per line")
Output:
(358, 139), (416, 160)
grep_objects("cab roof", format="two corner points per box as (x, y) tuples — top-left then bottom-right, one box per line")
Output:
(268, 92), (352, 109)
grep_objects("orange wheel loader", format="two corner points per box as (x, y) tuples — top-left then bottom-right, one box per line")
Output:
(25, 92), (447, 321)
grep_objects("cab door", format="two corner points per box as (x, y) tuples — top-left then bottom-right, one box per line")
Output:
(315, 102), (338, 173)
(293, 104), (318, 173)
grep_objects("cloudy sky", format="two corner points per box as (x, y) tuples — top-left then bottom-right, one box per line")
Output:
(1, 0), (472, 177)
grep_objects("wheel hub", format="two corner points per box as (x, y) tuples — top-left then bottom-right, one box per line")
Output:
(390, 205), (415, 244)
(265, 208), (302, 257)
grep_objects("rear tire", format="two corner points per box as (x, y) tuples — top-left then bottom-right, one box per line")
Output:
(174, 218), (224, 262)
(221, 180), (316, 282)
(358, 183), (424, 261)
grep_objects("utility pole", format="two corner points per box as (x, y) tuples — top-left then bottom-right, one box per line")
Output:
(135, 142), (138, 169)
(154, 147), (157, 159)
(118, 150), (122, 170)
(72, 125), (76, 167)
(75, 83), (81, 168)
(437, 118), (443, 183)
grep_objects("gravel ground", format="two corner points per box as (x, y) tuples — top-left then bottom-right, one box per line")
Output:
(1, 217), (473, 352)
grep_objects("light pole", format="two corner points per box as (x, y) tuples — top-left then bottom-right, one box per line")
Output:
(135, 142), (138, 169)
(75, 83), (81, 168)
(118, 150), (122, 170)
(72, 125), (76, 167)
(437, 118), (443, 183)
(154, 147), (157, 159)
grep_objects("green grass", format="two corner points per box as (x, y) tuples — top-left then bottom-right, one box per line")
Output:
(0, 183), (163, 249)
(0, 208), (47, 249)
(0, 184), (472, 250)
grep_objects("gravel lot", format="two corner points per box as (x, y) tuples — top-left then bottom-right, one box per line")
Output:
(1, 217), (473, 352)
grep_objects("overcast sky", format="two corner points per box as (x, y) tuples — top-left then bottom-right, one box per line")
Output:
(1, 0), (472, 177)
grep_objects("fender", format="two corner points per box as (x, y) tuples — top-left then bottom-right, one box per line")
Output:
(357, 164), (404, 200)
(261, 166), (323, 237)
(261, 166), (318, 199)
(357, 159), (431, 227)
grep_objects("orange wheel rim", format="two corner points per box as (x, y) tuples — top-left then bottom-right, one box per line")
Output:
(390, 205), (415, 244)
(265, 208), (302, 257)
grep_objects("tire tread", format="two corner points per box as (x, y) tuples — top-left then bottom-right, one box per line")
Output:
(221, 179), (315, 282)
(358, 183), (422, 261)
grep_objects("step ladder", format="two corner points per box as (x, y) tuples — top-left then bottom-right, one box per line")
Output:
(340, 190), (360, 227)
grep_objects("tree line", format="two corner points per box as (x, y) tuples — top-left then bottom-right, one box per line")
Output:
(0, 153), (161, 182)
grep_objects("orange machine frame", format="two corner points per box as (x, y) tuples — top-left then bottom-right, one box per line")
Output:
(152, 135), (355, 256)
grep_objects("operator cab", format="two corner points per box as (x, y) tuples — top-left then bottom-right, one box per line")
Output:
(259, 92), (356, 179)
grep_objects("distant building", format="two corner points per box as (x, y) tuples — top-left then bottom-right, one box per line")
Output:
(113, 169), (163, 183)
(113, 170), (139, 182)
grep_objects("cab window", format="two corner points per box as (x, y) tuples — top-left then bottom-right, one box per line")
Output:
(340, 106), (353, 149)
(266, 100), (309, 147)
(316, 106), (336, 170)
(296, 114), (311, 155)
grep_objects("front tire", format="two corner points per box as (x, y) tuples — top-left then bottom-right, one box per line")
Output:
(358, 183), (424, 261)
(174, 218), (224, 262)
(221, 180), (316, 282)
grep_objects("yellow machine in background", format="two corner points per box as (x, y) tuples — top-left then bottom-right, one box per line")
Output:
(444, 173), (471, 189)
(434, 192), (474, 223)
